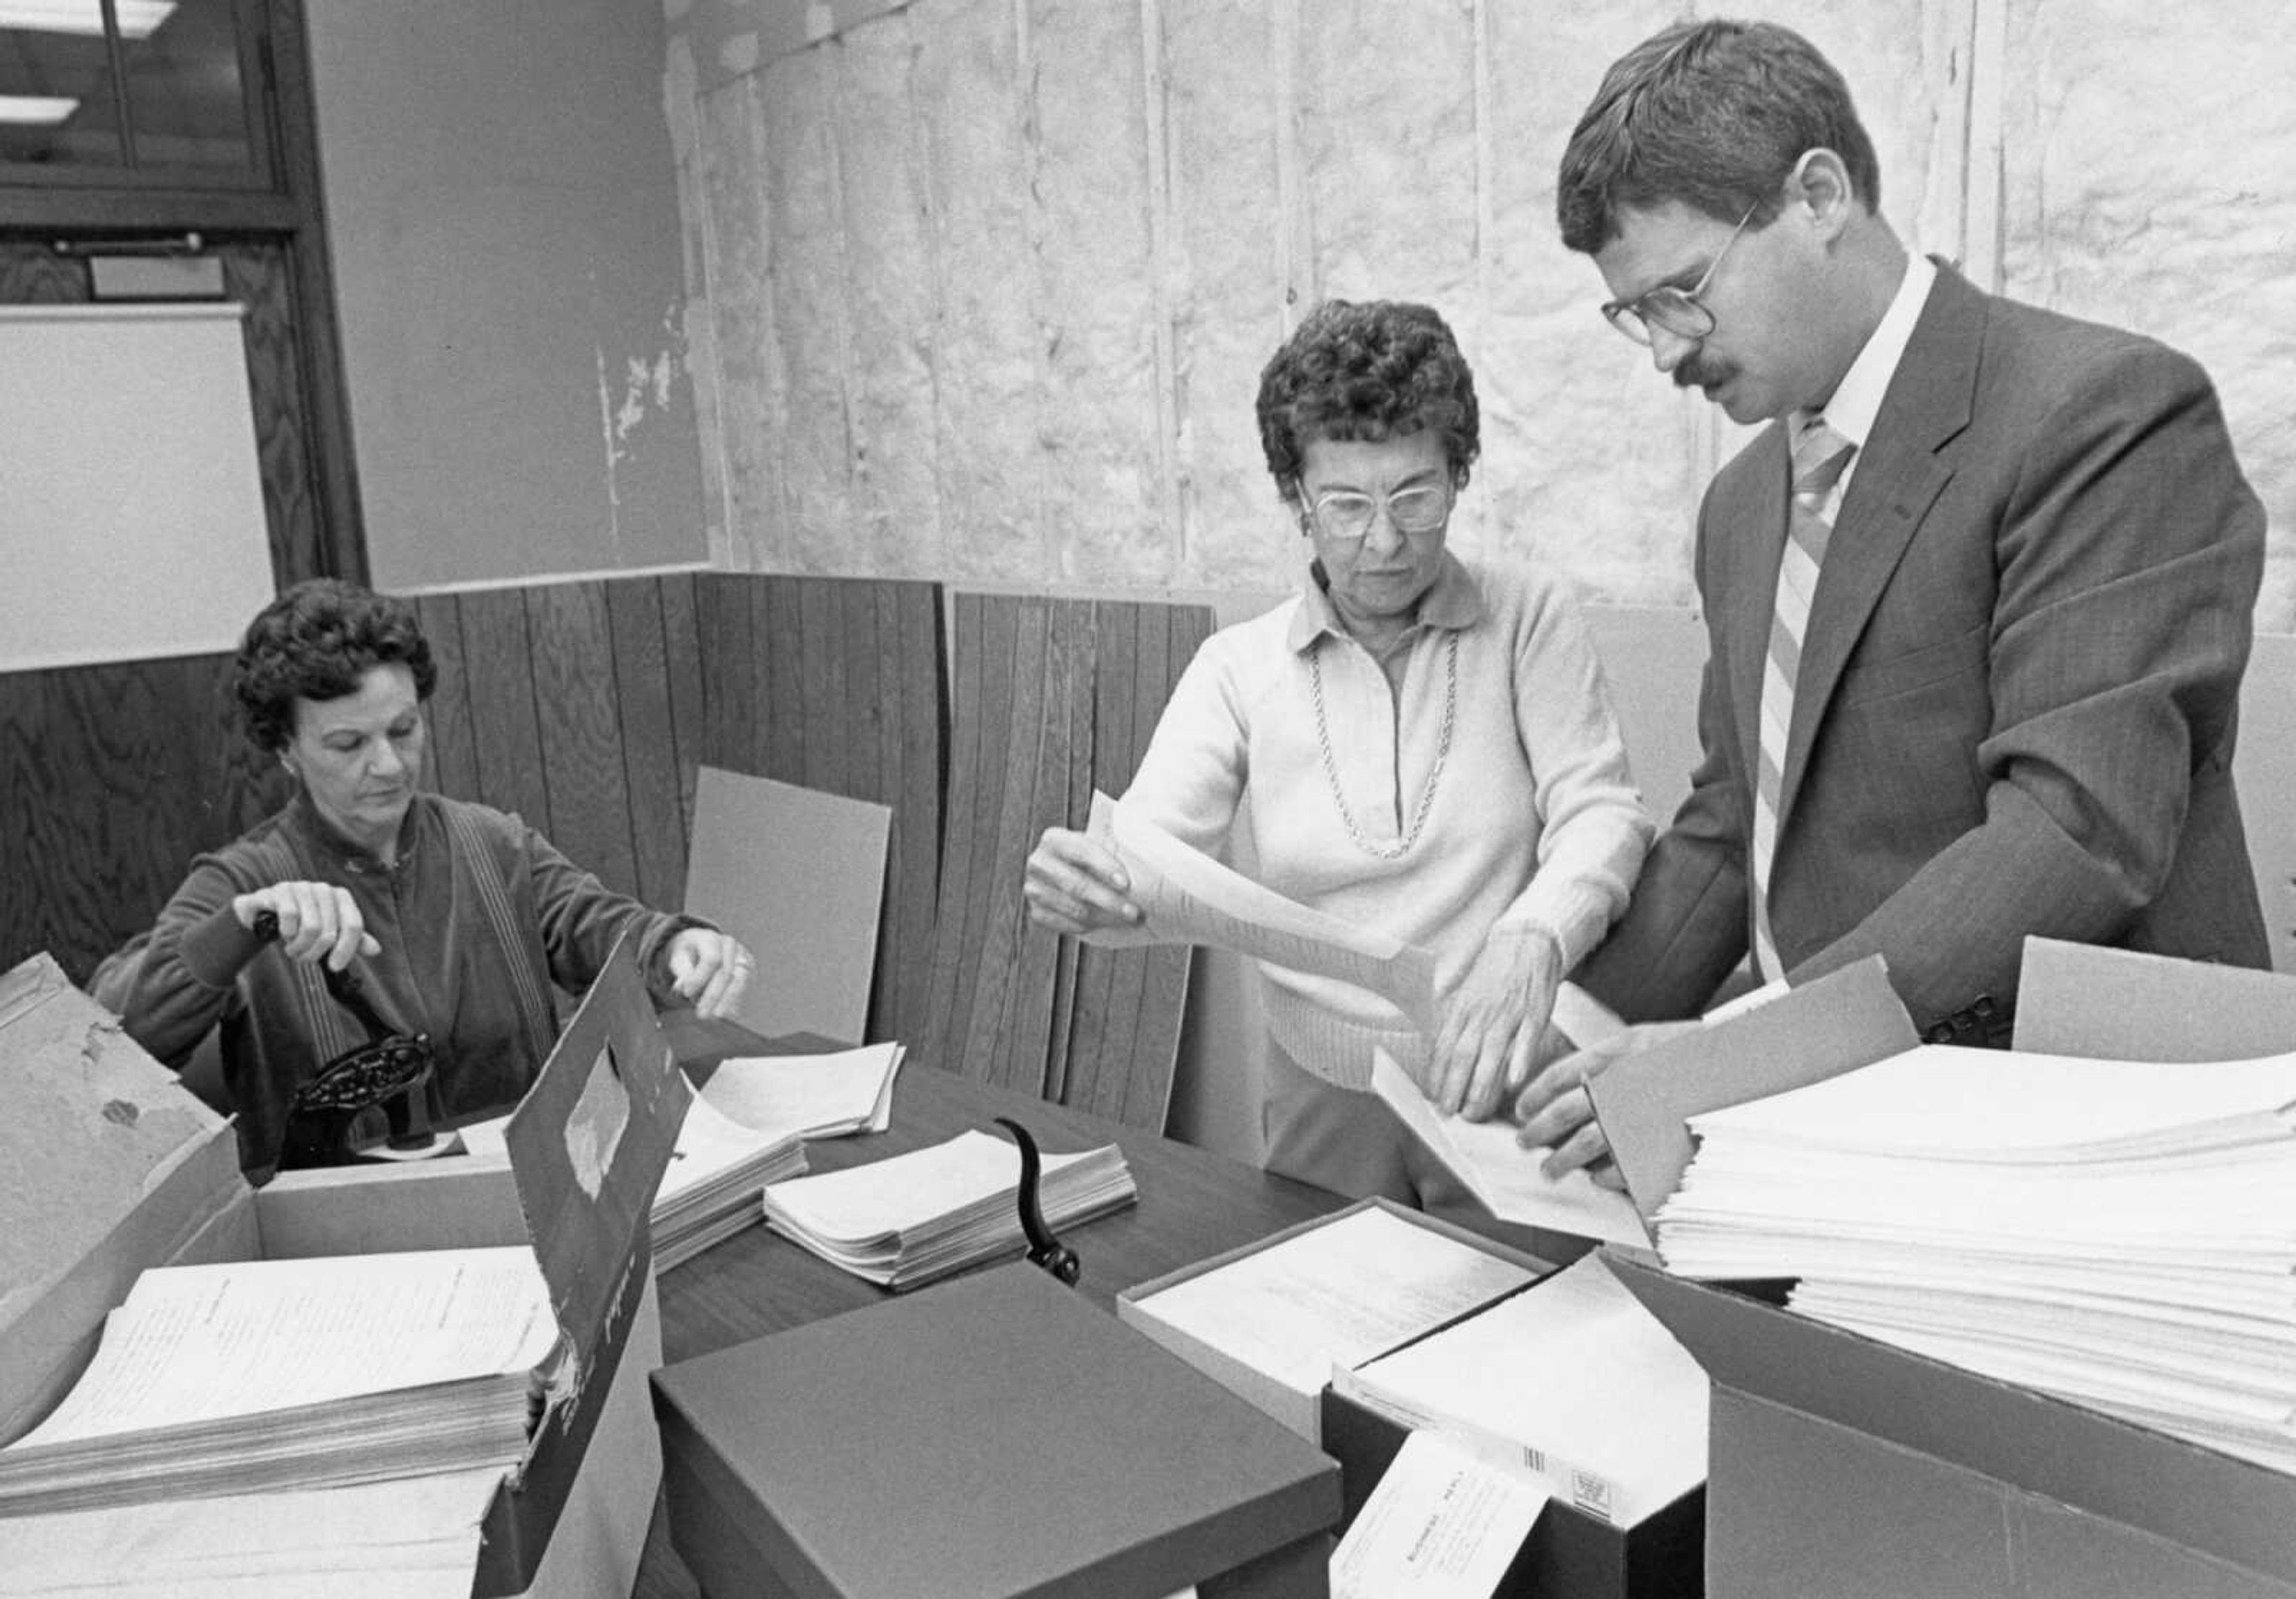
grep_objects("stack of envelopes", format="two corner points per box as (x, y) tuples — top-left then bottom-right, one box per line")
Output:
(761, 1129), (1135, 1289)
(1656, 1042), (2296, 1471)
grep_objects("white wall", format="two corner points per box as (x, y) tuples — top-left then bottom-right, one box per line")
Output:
(306, 0), (708, 590)
(662, 0), (2294, 624)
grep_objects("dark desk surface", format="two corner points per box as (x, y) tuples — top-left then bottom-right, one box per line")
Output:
(634, 1061), (1349, 1598)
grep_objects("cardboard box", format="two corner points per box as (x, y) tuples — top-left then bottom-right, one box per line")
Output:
(1115, 1196), (1549, 1441)
(1316, 1391), (1705, 1599)
(652, 1261), (1343, 1599)
(0, 938), (687, 1599)
(1591, 941), (2296, 1599)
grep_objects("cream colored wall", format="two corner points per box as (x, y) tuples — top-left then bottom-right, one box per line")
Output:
(661, 1), (2296, 1159)
(662, 0), (2292, 624)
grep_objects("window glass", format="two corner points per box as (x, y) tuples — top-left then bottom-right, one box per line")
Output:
(123, 0), (251, 175)
(0, 4), (124, 168)
(0, 0), (254, 178)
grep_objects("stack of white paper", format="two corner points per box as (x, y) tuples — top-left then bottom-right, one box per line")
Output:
(0, 1249), (558, 1516)
(1657, 1043), (2296, 1471)
(462, 1094), (808, 1271)
(1331, 1254), (1708, 1528)
(0, 1467), (505, 1598)
(1118, 1204), (1537, 1439)
(647, 1096), (810, 1269)
(697, 1041), (906, 1142)
(760, 1129), (1136, 1289)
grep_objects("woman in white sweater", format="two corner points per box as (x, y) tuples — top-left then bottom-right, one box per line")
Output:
(1024, 300), (1651, 1204)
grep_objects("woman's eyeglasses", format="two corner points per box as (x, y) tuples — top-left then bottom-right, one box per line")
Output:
(1305, 481), (1453, 543)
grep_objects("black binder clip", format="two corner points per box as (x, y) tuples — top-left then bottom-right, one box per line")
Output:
(993, 1116), (1082, 1286)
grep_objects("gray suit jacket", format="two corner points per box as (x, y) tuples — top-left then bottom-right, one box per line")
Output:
(1578, 263), (2270, 1032)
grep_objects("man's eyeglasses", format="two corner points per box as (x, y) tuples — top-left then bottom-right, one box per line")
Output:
(1305, 481), (1453, 544)
(1600, 202), (1758, 346)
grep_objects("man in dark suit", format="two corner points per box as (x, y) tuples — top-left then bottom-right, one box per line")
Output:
(1518, 17), (2269, 1178)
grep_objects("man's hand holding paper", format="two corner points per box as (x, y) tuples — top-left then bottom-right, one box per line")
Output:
(1514, 1020), (1700, 1187)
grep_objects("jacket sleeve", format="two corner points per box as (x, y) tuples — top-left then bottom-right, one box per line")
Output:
(1574, 484), (1760, 1023)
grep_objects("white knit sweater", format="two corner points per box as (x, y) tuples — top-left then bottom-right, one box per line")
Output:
(1122, 553), (1653, 1089)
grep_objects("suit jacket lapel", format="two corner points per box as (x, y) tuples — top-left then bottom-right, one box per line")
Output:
(1776, 262), (1981, 825)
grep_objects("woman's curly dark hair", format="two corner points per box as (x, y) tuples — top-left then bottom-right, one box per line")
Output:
(1255, 300), (1480, 508)
(233, 579), (437, 753)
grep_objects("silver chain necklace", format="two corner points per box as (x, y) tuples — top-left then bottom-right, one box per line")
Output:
(1305, 630), (1458, 859)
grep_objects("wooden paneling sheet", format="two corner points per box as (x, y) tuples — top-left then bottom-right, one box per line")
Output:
(697, 572), (945, 1047)
(924, 594), (1213, 1131)
(0, 653), (287, 982)
(1059, 601), (1215, 1130)
(412, 574), (702, 910)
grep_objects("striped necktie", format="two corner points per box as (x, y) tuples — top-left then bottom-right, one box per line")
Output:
(1751, 417), (1855, 979)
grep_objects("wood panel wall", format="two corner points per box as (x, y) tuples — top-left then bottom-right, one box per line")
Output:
(695, 572), (946, 1046)
(924, 594), (1215, 1132)
(0, 653), (286, 983)
(413, 574), (706, 913)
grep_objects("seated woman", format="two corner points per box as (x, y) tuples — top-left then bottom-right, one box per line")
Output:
(1024, 299), (1652, 1207)
(96, 578), (752, 1180)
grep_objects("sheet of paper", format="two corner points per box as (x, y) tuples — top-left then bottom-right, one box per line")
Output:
(699, 1043), (905, 1139)
(653, 1093), (801, 1202)
(1330, 1429), (1547, 1599)
(1085, 791), (1437, 1032)
(1687, 1041), (2296, 1160)
(1337, 1254), (1708, 1528)
(14, 1249), (556, 1445)
(0, 1466), (500, 1598)
(1372, 1050), (1647, 1246)
(1132, 1205), (1535, 1396)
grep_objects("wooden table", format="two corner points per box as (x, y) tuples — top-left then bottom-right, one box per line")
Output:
(634, 1061), (1351, 1597)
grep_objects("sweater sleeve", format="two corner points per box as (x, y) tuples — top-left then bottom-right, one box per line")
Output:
(1117, 631), (1250, 858)
(522, 820), (700, 1001)
(1487, 573), (1655, 970)
(102, 855), (273, 1069)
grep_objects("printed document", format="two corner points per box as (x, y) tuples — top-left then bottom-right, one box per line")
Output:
(1084, 791), (1437, 1032)
(1372, 1049), (1647, 1246)
(1330, 1429), (1547, 1599)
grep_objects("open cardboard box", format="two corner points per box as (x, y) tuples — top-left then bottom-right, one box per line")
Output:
(1116, 1195), (1550, 1442)
(1119, 1194), (1700, 1597)
(1272, 1204), (1703, 1598)
(1588, 941), (2296, 1599)
(0, 935), (687, 1599)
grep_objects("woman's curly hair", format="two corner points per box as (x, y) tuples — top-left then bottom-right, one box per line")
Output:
(233, 579), (436, 753)
(1255, 299), (1480, 508)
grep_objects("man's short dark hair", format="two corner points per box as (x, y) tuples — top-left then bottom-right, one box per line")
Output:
(1556, 19), (1880, 255)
